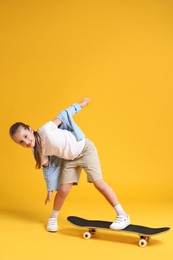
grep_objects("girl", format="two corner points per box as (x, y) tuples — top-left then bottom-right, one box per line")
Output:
(9, 97), (130, 231)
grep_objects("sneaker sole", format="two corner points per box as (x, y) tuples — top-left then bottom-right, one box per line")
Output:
(46, 227), (58, 232)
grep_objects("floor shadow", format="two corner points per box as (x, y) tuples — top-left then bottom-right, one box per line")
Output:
(0, 207), (45, 224)
(59, 228), (163, 247)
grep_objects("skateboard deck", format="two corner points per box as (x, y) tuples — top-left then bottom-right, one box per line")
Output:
(67, 216), (170, 247)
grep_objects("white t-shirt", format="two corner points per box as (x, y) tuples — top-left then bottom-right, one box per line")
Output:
(38, 121), (85, 165)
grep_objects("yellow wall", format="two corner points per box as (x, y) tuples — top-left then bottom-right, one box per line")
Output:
(1, 0), (173, 209)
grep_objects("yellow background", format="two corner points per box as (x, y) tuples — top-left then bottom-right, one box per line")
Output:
(0, 0), (173, 259)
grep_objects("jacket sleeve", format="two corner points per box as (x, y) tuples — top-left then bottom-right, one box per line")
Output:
(57, 103), (81, 119)
(57, 103), (85, 141)
(42, 156), (63, 191)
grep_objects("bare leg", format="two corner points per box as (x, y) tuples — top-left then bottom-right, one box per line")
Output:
(53, 183), (73, 211)
(47, 184), (73, 232)
(93, 179), (119, 207)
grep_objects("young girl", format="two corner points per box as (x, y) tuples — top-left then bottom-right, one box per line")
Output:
(9, 97), (130, 231)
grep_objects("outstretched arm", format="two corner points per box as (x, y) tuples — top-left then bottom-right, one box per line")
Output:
(78, 97), (91, 108)
(52, 97), (91, 126)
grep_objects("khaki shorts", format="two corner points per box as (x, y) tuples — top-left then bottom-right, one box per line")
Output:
(60, 139), (103, 184)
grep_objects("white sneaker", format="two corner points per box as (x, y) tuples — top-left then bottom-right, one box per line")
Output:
(46, 218), (58, 232)
(110, 215), (130, 230)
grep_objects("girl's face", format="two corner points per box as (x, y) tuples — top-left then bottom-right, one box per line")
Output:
(12, 127), (35, 148)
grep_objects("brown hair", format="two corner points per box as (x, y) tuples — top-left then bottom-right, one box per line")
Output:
(9, 122), (42, 169)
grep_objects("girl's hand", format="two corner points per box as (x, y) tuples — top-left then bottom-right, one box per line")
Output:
(79, 97), (91, 108)
(45, 191), (53, 205)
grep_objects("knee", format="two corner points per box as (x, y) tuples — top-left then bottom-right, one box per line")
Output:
(93, 179), (106, 192)
(58, 184), (72, 197)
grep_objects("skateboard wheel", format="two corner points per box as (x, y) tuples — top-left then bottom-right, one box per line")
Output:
(139, 239), (147, 247)
(83, 232), (91, 239)
(140, 235), (150, 242)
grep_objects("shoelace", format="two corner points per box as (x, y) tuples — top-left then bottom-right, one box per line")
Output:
(48, 218), (57, 226)
(114, 216), (125, 223)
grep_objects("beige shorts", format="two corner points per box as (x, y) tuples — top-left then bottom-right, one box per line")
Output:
(60, 139), (103, 184)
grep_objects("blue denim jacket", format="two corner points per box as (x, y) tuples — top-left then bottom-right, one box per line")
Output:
(42, 103), (85, 191)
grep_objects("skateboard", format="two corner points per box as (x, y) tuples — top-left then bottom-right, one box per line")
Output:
(67, 216), (170, 247)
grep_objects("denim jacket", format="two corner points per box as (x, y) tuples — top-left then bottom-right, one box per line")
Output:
(42, 103), (85, 191)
